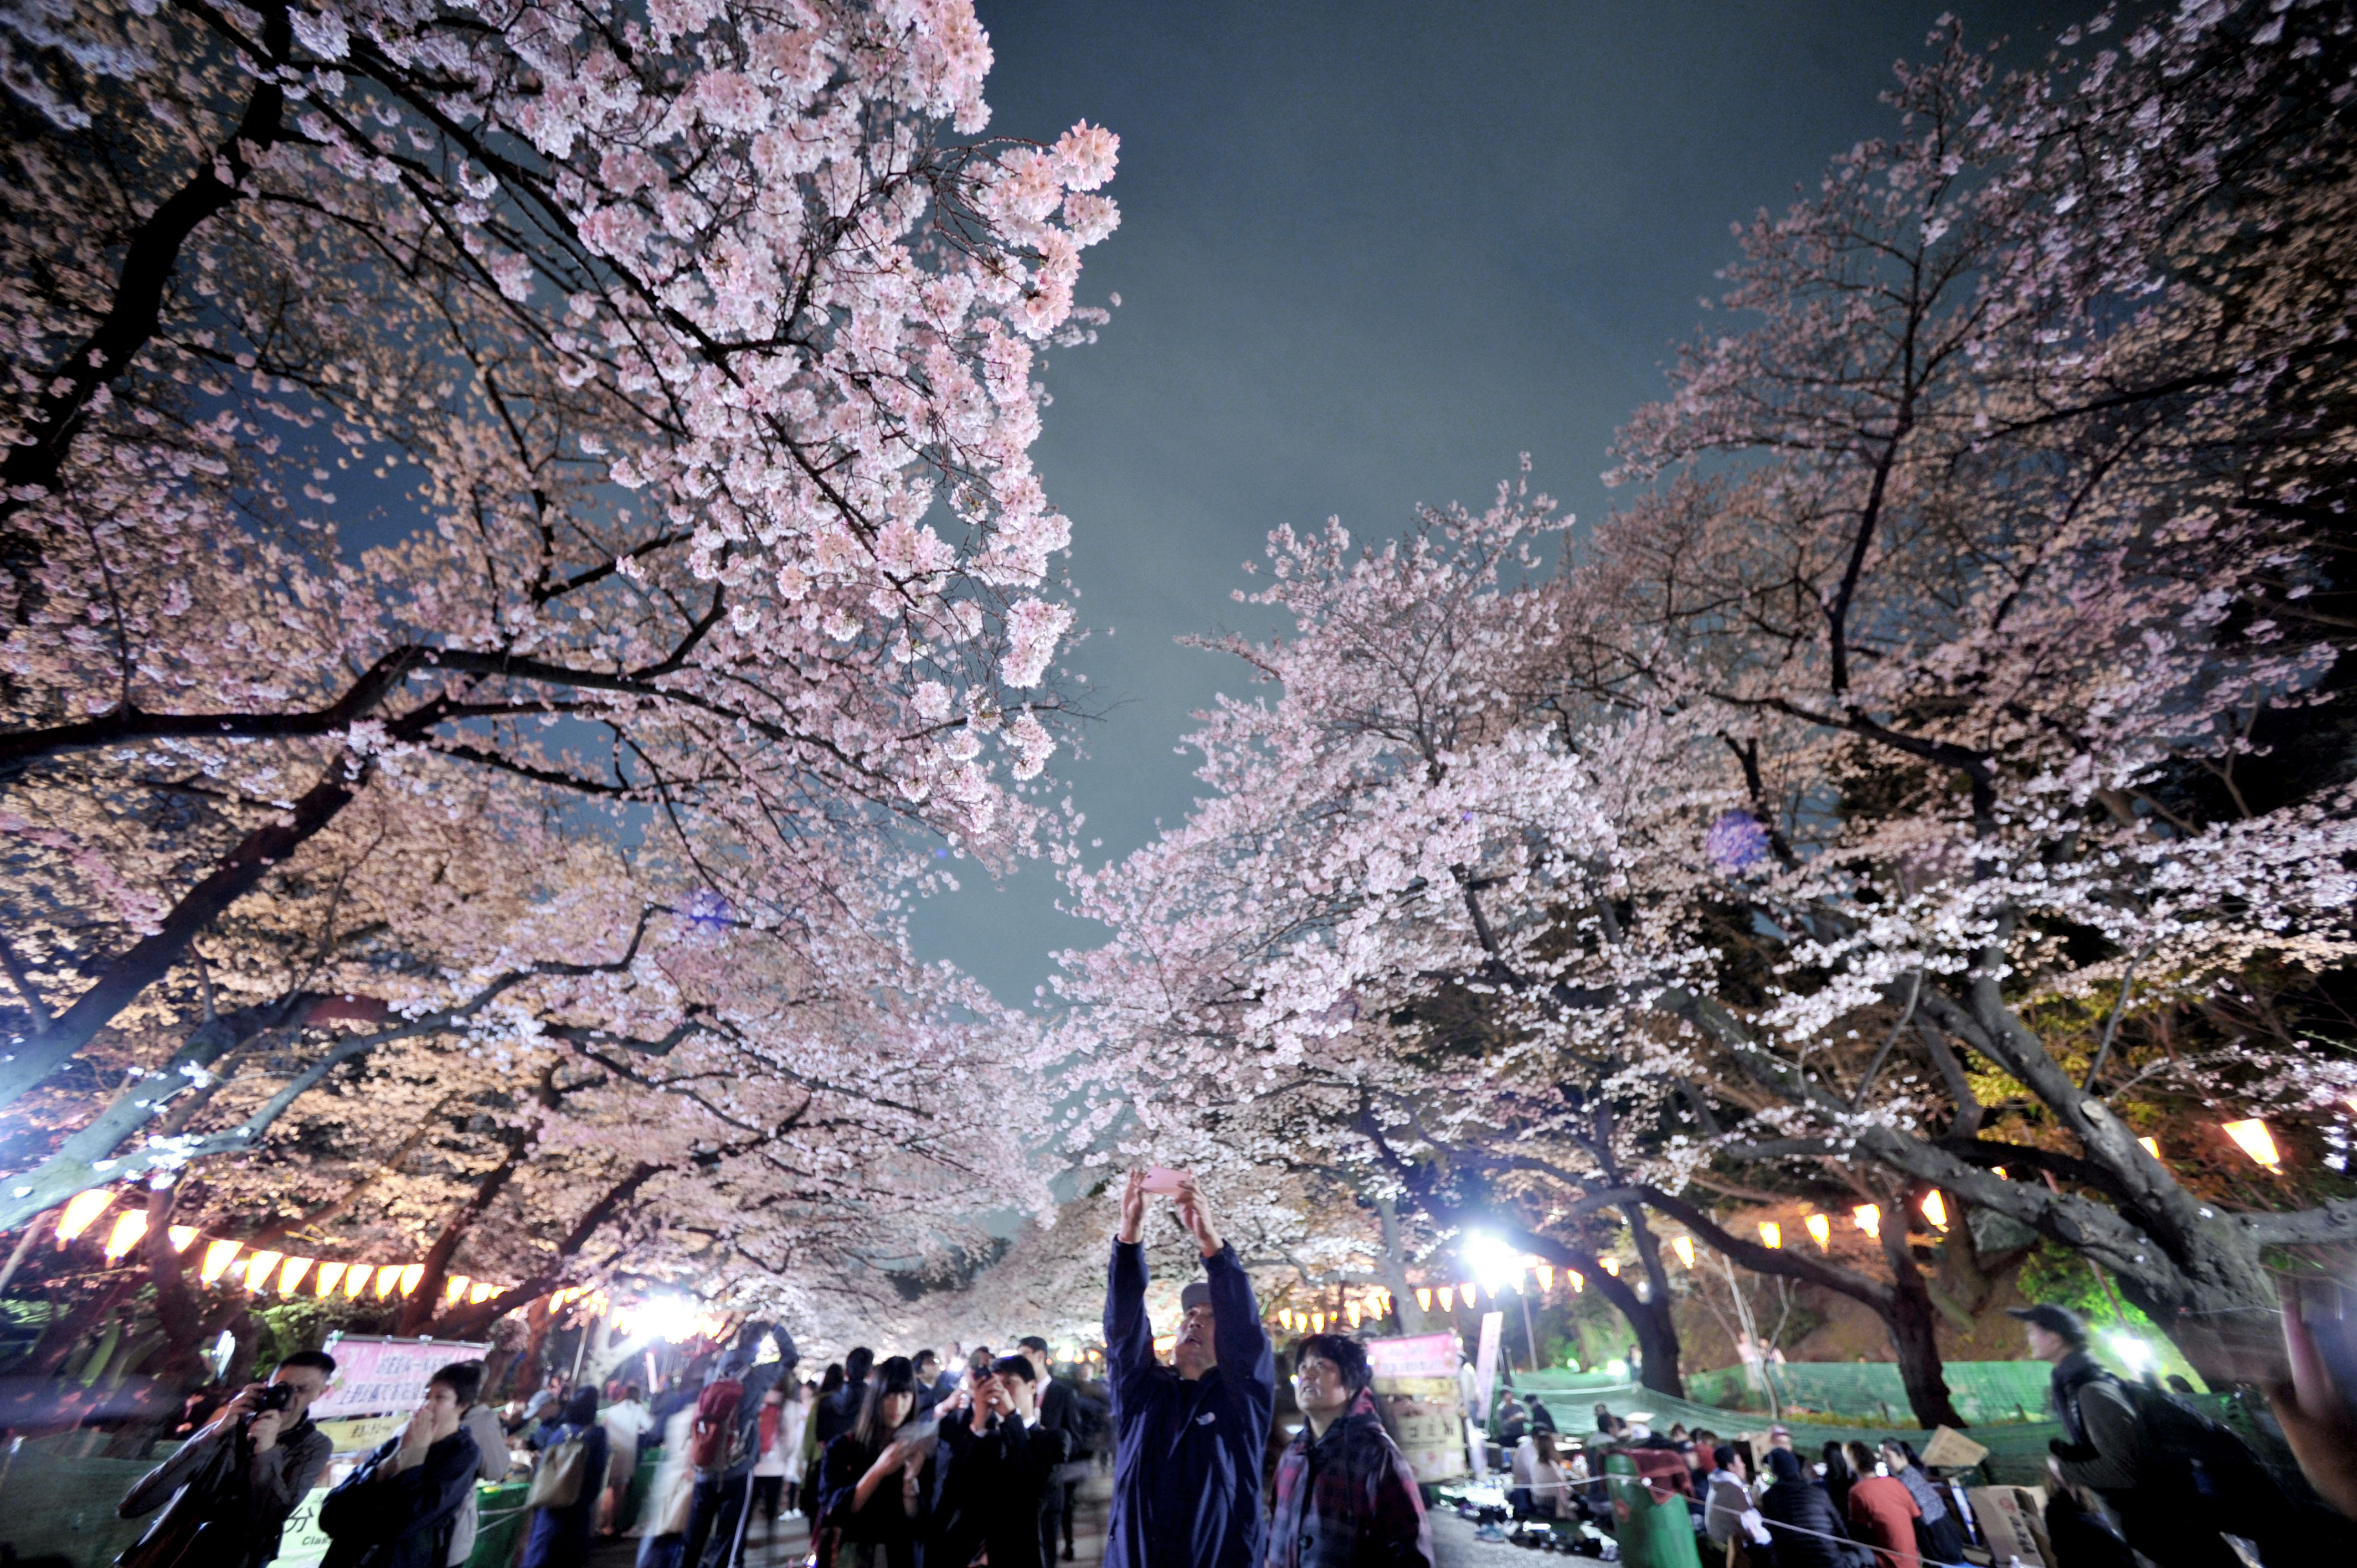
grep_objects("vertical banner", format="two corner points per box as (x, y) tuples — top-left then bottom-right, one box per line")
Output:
(1470, 1309), (1504, 1479)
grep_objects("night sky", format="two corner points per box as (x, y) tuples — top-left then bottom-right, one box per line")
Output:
(909, 0), (2068, 1005)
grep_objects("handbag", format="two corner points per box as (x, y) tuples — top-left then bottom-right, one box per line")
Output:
(526, 1428), (590, 1508)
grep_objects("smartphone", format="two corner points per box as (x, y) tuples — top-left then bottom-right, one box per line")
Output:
(1140, 1167), (1190, 1194)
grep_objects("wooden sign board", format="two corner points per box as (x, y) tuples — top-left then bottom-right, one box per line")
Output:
(1921, 1425), (1989, 1470)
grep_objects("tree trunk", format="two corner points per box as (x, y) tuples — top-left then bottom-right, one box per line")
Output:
(508, 1296), (554, 1400)
(1881, 1204), (1967, 1428)
(1373, 1194), (1431, 1334)
(1621, 1204), (1686, 1398)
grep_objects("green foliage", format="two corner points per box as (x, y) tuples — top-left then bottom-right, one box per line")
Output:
(253, 1297), (358, 1369)
(2016, 1241), (2206, 1389)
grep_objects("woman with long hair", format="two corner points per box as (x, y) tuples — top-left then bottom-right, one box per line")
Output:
(1820, 1438), (1856, 1520)
(817, 1355), (933, 1568)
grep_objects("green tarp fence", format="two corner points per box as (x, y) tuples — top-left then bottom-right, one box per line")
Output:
(1500, 1376), (2304, 1494)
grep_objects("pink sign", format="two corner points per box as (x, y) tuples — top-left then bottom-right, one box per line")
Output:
(311, 1336), (490, 1419)
(1364, 1332), (1459, 1382)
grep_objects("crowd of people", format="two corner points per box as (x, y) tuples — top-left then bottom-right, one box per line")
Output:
(104, 1178), (2357, 1568)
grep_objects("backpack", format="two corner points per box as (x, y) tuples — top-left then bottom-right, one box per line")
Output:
(526, 1427), (590, 1509)
(2107, 1377), (2285, 1525)
(691, 1378), (749, 1473)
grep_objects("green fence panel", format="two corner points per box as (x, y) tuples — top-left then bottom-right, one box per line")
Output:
(467, 1481), (533, 1568)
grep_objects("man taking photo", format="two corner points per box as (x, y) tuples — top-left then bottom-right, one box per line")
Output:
(1102, 1168), (1275, 1568)
(118, 1349), (338, 1568)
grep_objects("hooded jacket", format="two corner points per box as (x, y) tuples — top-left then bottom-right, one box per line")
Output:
(1265, 1388), (1431, 1568)
(1102, 1239), (1275, 1568)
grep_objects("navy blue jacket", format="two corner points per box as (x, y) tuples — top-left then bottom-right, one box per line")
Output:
(1102, 1240), (1275, 1568)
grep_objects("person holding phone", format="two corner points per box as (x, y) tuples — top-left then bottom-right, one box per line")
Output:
(1102, 1167), (1276, 1568)
(816, 1354), (933, 1568)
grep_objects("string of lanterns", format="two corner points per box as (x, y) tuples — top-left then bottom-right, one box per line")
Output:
(1311, 1122), (2296, 1321)
(47, 1188), (512, 1308)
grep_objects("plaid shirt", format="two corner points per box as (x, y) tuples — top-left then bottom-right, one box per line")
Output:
(1266, 1391), (1432, 1568)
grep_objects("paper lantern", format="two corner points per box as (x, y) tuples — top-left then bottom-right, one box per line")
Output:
(399, 1262), (425, 1296)
(167, 1225), (199, 1253)
(469, 1281), (496, 1304)
(1567, 1270), (1583, 1293)
(2222, 1120), (2281, 1170)
(343, 1263), (374, 1297)
(1458, 1280), (1476, 1303)
(199, 1239), (242, 1285)
(1599, 1257), (1620, 1276)
(1346, 1302), (1362, 1328)
(2137, 1137), (2160, 1158)
(1921, 1192), (1947, 1230)
(445, 1273), (471, 1306)
(1854, 1204), (1881, 1239)
(1670, 1236), (1695, 1268)
(1415, 1287), (1432, 1313)
(103, 1211), (150, 1263)
(280, 1257), (313, 1293)
(1758, 1222), (1782, 1249)
(56, 1188), (114, 1245)
(314, 1261), (348, 1297)
(1437, 1287), (1454, 1311)
(244, 1250), (284, 1292)
(1805, 1214), (1831, 1250)
(375, 1266), (403, 1299)
(1534, 1265), (1555, 1293)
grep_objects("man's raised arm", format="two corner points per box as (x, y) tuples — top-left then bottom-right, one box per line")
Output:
(1103, 1168), (1156, 1405)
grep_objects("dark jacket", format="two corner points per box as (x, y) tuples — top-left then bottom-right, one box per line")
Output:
(319, 1427), (482, 1568)
(1102, 1239), (1276, 1568)
(1756, 1475), (1860, 1568)
(1265, 1389), (1432, 1568)
(813, 1382), (865, 1450)
(818, 1428), (933, 1568)
(118, 1411), (333, 1568)
(519, 1421), (609, 1568)
(935, 1413), (1071, 1568)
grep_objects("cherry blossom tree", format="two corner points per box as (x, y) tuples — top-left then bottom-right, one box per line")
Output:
(0, 0), (1115, 1107)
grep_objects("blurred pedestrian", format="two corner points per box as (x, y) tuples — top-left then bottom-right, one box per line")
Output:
(521, 1388), (609, 1568)
(818, 1354), (933, 1568)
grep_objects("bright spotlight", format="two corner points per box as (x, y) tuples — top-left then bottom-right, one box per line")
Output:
(1463, 1232), (1525, 1294)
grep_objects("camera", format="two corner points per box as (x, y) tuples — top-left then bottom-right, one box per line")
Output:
(253, 1382), (296, 1415)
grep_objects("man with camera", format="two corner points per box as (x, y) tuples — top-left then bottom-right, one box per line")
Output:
(118, 1349), (338, 1568)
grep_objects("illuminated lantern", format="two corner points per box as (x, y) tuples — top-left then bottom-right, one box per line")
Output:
(343, 1264), (374, 1298)
(2137, 1137), (2160, 1158)
(1758, 1222), (1782, 1249)
(1599, 1258), (1620, 1276)
(1854, 1205), (1881, 1240)
(1535, 1265), (1555, 1294)
(280, 1257), (313, 1293)
(200, 1239), (242, 1285)
(1567, 1271), (1583, 1293)
(1805, 1214), (1831, 1251)
(56, 1189), (114, 1245)
(470, 1281), (497, 1304)
(1415, 1288), (1432, 1313)
(1670, 1236), (1695, 1268)
(244, 1250), (285, 1292)
(103, 1211), (150, 1264)
(2222, 1120), (2281, 1170)
(1278, 1309), (1293, 1330)
(446, 1274), (471, 1306)
(1458, 1280), (1476, 1303)
(399, 1263), (424, 1296)
(1921, 1192), (1948, 1230)
(1437, 1287), (1454, 1312)
(1346, 1302), (1361, 1328)
(375, 1266), (403, 1299)
(167, 1225), (199, 1252)
(314, 1262), (348, 1297)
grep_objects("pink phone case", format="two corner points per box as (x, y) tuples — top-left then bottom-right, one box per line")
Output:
(1140, 1166), (1189, 1194)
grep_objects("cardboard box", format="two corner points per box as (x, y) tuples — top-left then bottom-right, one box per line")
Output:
(1922, 1425), (1989, 1469)
(1967, 1485), (2050, 1567)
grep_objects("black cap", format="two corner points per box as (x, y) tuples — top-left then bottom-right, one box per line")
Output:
(2005, 1303), (2088, 1346)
